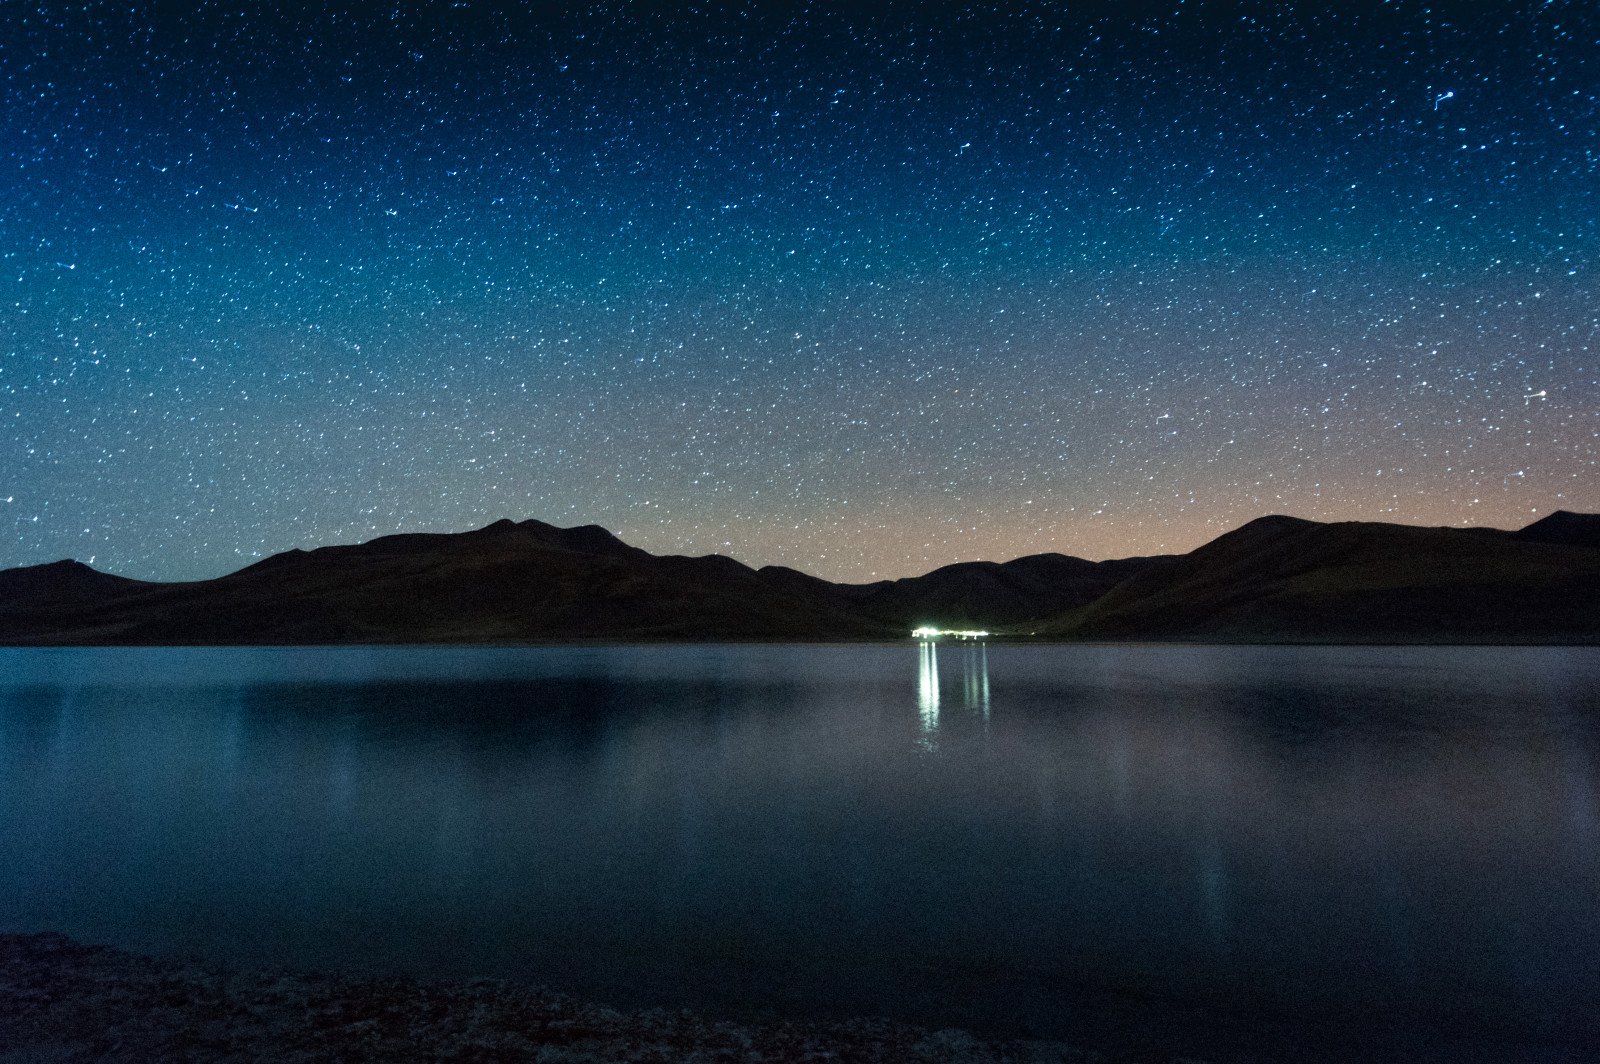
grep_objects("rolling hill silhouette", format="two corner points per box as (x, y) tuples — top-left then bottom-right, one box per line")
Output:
(1040, 513), (1600, 643)
(1, 512), (1596, 644)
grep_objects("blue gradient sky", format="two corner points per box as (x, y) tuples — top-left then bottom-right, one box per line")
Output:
(4, 2), (1597, 580)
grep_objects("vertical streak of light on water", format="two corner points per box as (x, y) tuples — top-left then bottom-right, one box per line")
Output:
(981, 643), (990, 727)
(959, 642), (992, 728)
(917, 641), (939, 750)
(964, 645), (977, 709)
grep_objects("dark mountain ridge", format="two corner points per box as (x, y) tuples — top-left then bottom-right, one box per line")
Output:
(0, 519), (878, 644)
(1043, 512), (1600, 643)
(0, 559), (152, 610)
(1, 512), (1596, 644)
(1512, 509), (1600, 549)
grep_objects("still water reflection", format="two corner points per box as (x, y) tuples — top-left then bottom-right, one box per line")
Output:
(917, 639), (992, 750)
(1, 644), (1597, 1062)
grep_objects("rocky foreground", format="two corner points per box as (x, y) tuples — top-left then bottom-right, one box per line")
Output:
(0, 934), (1113, 1064)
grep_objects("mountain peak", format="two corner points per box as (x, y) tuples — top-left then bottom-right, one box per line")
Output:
(0, 558), (145, 608)
(1514, 511), (1600, 549)
(1232, 514), (1322, 535)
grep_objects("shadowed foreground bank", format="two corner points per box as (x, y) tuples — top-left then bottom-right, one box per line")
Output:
(0, 934), (1096, 1064)
(7, 932), (1582, 1064)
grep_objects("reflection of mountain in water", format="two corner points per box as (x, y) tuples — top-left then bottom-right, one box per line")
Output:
(2, 511), (1598, 644)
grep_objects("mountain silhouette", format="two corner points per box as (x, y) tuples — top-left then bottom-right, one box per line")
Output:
(1040, 514), (1600, 643)
(1511, 509), (1600, 549)
(0, 513), (1596, 644)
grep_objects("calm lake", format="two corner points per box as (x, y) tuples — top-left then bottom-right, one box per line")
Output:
(1, 644), (1597, 1061)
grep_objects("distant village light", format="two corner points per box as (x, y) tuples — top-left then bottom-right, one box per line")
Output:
(912, 627), (990, 641)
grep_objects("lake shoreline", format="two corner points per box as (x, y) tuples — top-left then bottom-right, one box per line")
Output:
(0, 932), (1098, 1064)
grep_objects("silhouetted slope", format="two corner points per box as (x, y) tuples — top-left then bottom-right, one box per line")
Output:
(0, 559), (151, 610)
(2, 513), (1596, 644)
(1512, 510), (1600, 549)
(0, 520), (888, 644)
(839, 554), (1168, 629)
(1042, 515), (1600, 643)
(751, 552), (1172, 629)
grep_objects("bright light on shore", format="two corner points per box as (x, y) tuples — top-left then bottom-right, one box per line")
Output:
(912, 627), (990, 640)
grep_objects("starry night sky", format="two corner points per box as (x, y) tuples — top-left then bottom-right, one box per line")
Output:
(4, 2), (1597, 582)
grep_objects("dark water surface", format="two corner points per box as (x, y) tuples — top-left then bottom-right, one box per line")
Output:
(2, 644), (1597, 1061)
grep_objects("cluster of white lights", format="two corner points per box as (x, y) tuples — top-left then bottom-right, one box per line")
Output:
(911, 627), (991, 640)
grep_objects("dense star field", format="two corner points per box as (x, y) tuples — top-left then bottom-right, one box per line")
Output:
(3, 2), (1597, 582)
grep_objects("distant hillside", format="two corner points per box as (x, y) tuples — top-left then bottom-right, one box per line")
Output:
(1039, 513), (1600, 644)
(0, 559), (152, 611)
(0, 519), (881, 645)
(759, 552), (1167, 630)
(0, 512), (1596, 644)
(1512, 509), (1600, 549)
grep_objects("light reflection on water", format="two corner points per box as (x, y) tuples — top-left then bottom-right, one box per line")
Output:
(0, 644), (1598, 1062)
(916, 640), (939, 746)
(964, 642), (991, 725)
(918, 639), (992, 750)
